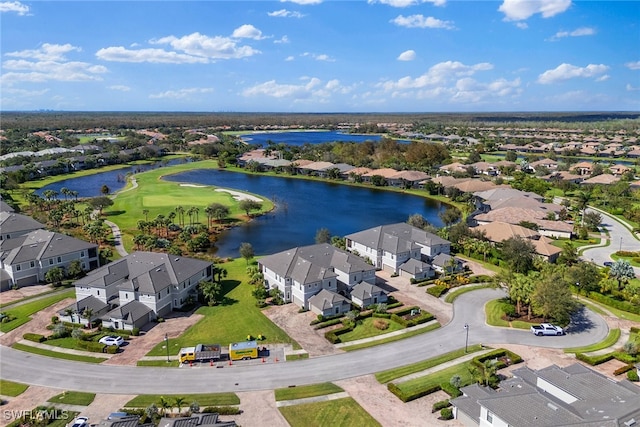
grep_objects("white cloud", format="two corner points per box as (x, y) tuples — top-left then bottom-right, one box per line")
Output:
(391, 14), (455, 29)
(379, 60), (493, 91)
(498, 0), (571, 21)
(96, 46), (208, 64)
(549, 27), (595, 41)
(281, 0), (322, 4)
(595, 74), (609, 82)
(5, 43), (81, 61)
(452, 77), (522, 103)
(301, 52), (335, 61)
(515, 22), (528, 29)
(625, 61), (640, 70)
(285, 56), (295, 61)
(242, 77), (349, 100)
(626, 84), (640, 91)
(0, 1), (29, 15)
(2, 44), (107, 85)
(108, 85), (131, 92)
(367, 0), (446, 7)
(153, 32), (260, 59)
(537, 63), (609, 84)
(232, 24), (266, 40)
(274, 36), (290, 44)
(149, 87), (214, 99)
(2, 87), (49, 96)
(397, 50), (416, 61)
(268, 9), (305, 18)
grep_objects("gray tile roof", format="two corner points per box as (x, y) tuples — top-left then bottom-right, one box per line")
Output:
(345, 223), (449, 255)
(308, 289), (350, 311)
(60, 295), (108, 316)
(0, 229), (96, 265)
(0, 212), (44, 235)
(398, 258), (431, 274)
(259, 244), (372, 286)
(102, 300), (152, 324)
(157, 414), (236, 427)
(0, 200), (14, 212)
(74, 251), (211, 294)
(350, 281), (387, 300)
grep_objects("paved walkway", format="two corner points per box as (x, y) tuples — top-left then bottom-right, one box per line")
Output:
(334, 320), (439, 349)
(275, 391), (350, 407)
(15, 339), (115, 358)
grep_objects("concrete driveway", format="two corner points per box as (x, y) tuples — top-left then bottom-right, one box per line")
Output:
(0, 288), (608, 395)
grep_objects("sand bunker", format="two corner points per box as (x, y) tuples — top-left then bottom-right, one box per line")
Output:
(215, 188), (262, 202)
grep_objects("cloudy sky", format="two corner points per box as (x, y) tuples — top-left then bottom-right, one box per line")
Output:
(1, 0), (638, 112)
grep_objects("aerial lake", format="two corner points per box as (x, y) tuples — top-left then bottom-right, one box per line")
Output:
(163, 169), (444, 257)
(39, 163), (445, 257)
(240, 130), (408, 146)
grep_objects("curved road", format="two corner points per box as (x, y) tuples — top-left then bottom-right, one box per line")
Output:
(581, 207), (640, 277)
(0, 288), (608, 394)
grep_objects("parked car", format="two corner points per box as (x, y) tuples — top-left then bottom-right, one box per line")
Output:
(99, 335), (124, 346)
(604, 261), (613, 267)
(70, 417), (88, 427)
(530, 323), (564, 336)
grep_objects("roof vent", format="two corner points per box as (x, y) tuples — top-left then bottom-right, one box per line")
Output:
(546, 403), (558, 411)
(624, 419), (636, 427)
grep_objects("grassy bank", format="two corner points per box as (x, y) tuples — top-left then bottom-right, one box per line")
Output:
(0, 289), (75, 333)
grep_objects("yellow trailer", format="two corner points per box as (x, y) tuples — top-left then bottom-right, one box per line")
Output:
(229, 340), (258, 361)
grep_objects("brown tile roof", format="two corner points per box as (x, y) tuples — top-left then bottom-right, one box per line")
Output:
(363, 168), (399, 178)
(532, 236), (562, 257)
(473, 222), (539, 242)
(581, 174), (620, 185)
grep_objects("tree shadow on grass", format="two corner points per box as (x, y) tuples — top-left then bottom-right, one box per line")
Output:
(104, 210), (126, 217)
(219, 279), (241, 306)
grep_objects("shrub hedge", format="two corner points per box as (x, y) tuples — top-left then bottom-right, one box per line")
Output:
(432, 400), (451, 413)
(372, 312), (392, 319)
(76, 340), (108, 353)
(23, 333), (46, 343)
(628, 370), (639, 382)
(390, 312), (435, 328)
(313, 318), (343, 330)
(587, 292), (640, 315)
(201, 406), (242, 415)
(426, 285), (448, 298)
(440, 407), (454, 420)
(613, 364), (635, 376)
(575, 352), (615, 365)
(324, 323), (355, 344)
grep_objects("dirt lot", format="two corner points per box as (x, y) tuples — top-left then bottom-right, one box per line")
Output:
(0, 285), (54, 305)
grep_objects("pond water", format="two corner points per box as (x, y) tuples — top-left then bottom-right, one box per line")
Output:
(38, 162), (445, 257)
(240, 130), (407, 146)
(164, 169), (444, 257)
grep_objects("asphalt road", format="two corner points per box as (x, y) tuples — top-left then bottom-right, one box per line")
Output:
(0, 288), (608, 394)
(581, 207), (640, 277)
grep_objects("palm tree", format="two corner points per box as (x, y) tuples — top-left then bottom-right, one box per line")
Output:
(159, 396), (171, 416)
(60, 187), (70, 201)
(83, 308), (94, 329)
(175, 205), (185, 227)
(576, 191), (591, 226)
(174, 397), (186, 415)
(142, 209), (149, 221)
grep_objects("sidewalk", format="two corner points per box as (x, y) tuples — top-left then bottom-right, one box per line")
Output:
(391, 349), (493, 384)
(15, 339), (115, 358)
(334, 320), (439, 349)
(275, 391), (350, 408)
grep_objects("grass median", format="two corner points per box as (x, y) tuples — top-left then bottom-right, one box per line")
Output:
(563, 328), (621, 354)
(48, 391), (96, 406)
(0, 379), (29, 396)
(125, 393), (240, 408)
(275, 383), (344, 401)
(12, 343), (107, 363)
(279, 397), (381, 427)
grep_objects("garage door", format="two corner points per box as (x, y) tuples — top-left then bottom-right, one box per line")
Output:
(16, 275), (38, 287)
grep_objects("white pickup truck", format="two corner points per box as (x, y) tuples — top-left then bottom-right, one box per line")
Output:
(530, 323), (564, 336)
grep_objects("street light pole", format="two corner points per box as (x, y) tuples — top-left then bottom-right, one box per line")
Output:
(464, 324), (469, 353)
(165, 333), (170, 363)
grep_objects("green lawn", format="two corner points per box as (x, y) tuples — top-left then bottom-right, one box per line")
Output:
(337, 317), (404, 342)
(124, 393), (239, 408)
(107, 160), (273, 252)
(12, 343), (107, 363)
(0, 379), (29, 396)
(274, 383), (344, 401)
(279, 398), (381, 427)
(0, 288), (61, 308)
(484, 299), (511, 328)
(47, 391), (96, 406)
(136, 360), (181, 367)
(146, 258), (299, 356)
(375, 344), (484, 384)
(285, 353), (309, 361)
(340, 323), (441, 352)
(564, 329), (621, 354)
(394, 361), (475, 397)
(582, 296), (640, 322)
(444, 284), (494, 303)
(0, 290), (75, 333)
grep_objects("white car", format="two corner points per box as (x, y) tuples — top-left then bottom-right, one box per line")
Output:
(99, 335), (124, 346)
(70, 417), (88, 427)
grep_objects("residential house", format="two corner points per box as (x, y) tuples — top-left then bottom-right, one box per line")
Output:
(156, 412), (236, 427)
(345, 167), (373, 182)
(345, 223), (450, 276)
(258, 243), (376, 309)
(609, 164), (631, 176)
(72, 252), (213, 325)
(0, 229), (99, 290)
(58, 295), (109, 327)
(0, 199), (15, 213)
(388, 170), (430, 188)
(350, 282), (388, 308)
(0, 212), (45, 240)
(581, 174), (620, 185)
(532, 236), (562, 262)
(469, 162), (499, 176)
(362, 168), (399, 184)
(101, 300), (155, 331)
(308, 289), (352, 317)
(431, 253), (464, 274)
(451, 363), (640, 427)
(572, 161), (593, 176)
(473, 222), (539, 243)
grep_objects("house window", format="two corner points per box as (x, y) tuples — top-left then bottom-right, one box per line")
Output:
(486, 412), (493, 424)
(16, 264), (21, 271)
(49, 259), (54, 265)
(57, 257), (62, 263)
(97, 290), (100, 296)
(30, 261), (35, 268)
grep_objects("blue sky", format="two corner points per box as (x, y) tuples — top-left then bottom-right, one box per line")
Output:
(1, 0), (639, 112)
